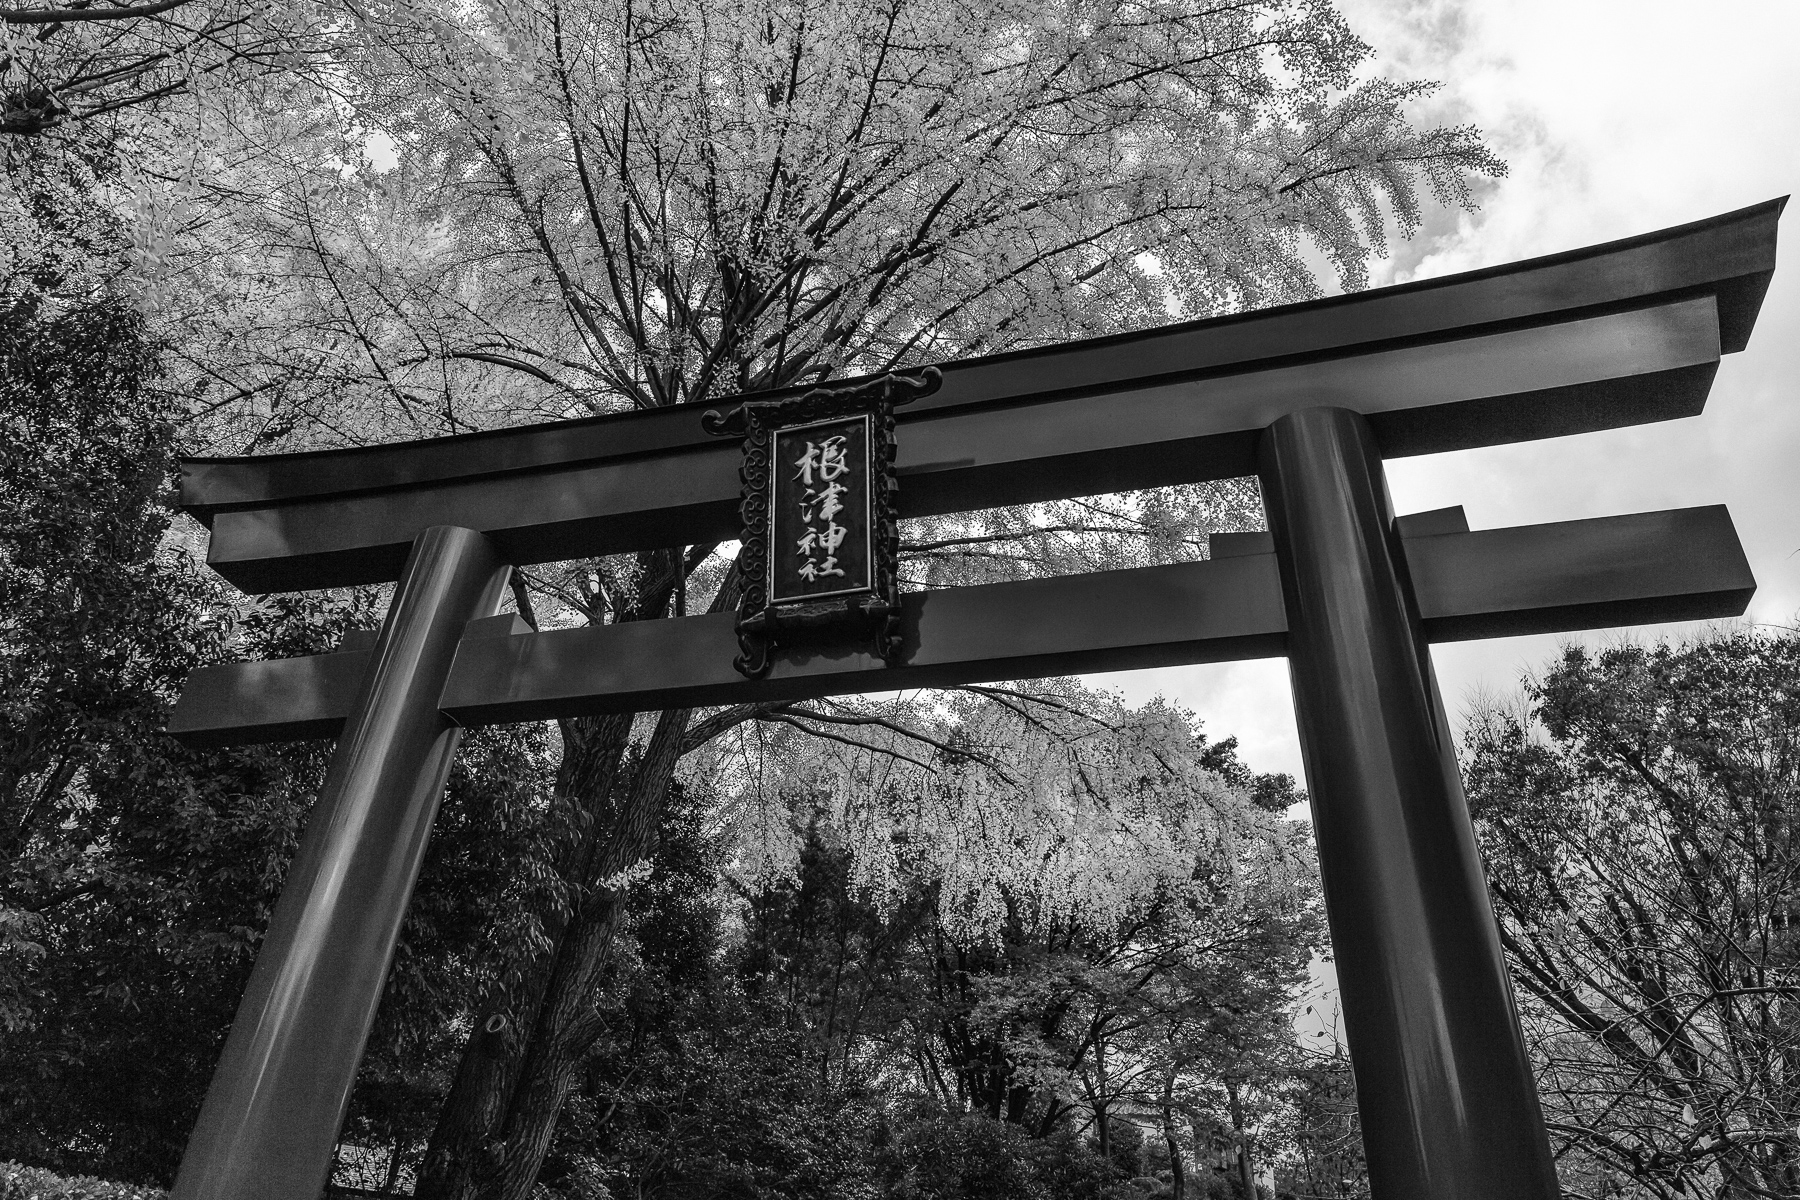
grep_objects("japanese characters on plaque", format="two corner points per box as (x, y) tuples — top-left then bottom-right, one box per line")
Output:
(768, 416), (874, 604)
(702, 365), (939, 678)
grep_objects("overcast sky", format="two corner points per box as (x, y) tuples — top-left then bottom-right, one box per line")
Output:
(1100, 0), (1800, 783)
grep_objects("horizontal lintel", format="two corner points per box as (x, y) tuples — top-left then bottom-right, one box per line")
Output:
(181, 198), (1783, 520)
(166, 505), (1754, 747)
(204, 297), (1721, 591)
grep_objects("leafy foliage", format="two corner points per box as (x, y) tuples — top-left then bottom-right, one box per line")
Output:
(0, 1161), (163, 1200)
(1269, 1046), (1364, 1200)
(1466, 631), (1800, 1200)
(551, 789), (882, 1200)
(0, 291), (559, 1186)
(144, 0), (1506, 451)
(521, 735), (1320, 1200)
(876, 1114), (1115, 1200)
(101, 7), (1501, 1189)
(710, 706), (1321, 1187)
(718, 688), (1313, 943)
(0, 292), (222, 1039)
(2, 2), (1508, 1196)
(0, 130), (128, 303)
(1, 1), (332, 138)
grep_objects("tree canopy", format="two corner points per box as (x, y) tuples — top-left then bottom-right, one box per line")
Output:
(1467, 632), (1800, 1200)
(0, 2), (1522, 1198)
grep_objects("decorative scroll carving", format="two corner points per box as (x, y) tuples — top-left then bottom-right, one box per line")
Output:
(703, 367), (941, 677)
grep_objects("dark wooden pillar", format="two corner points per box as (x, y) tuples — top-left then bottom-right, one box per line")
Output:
(172, 526), (509, 1200)
(1257, 407), (1560, 1199)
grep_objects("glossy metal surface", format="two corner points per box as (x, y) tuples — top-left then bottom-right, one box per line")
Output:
(1258, 408), (1560, 1199)
(181, 197), (1781, 519)
(171, 526), (509, 1200)
(166, 505), (1753, 745)
(198, 297), (1724, 591)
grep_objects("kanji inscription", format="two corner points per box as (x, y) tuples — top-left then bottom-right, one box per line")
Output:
(769, 415), (873, 603)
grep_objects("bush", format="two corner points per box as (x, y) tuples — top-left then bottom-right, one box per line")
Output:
(0, 1162), (165, 1200)
(882, 1115), (1045, 1200)
(877, 1114), (1121, 1200)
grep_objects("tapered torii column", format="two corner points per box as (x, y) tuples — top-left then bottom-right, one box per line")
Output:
(1261, 408), (1559, 1197)
(173, 527), (509, 1200)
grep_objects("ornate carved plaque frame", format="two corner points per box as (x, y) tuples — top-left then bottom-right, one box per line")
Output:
(703, 367), (941, 677)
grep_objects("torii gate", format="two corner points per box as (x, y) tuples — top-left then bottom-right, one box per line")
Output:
(165, 199), (1783, 1200)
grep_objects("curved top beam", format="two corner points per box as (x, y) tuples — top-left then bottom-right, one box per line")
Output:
(181, 198), (1783, 523)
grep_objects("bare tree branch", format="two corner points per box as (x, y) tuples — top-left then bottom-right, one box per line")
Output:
(2, 0), (195, 26)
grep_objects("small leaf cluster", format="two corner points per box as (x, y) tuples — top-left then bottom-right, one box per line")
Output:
(0, 1161), (163, 1200)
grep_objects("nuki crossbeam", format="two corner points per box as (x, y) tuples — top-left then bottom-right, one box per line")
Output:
(169, 505), (1754, 746)
(166, 199), (1784, 1200)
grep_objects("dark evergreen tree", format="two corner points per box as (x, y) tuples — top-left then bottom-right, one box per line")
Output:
(0, 294), (556, 1188)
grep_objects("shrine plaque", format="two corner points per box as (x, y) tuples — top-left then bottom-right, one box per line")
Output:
(767, 415), (875, 605)
(703, 368), (937, 676)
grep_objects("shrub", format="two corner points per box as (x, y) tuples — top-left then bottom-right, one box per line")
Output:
(877, 1114), (1123, 1200)
(0, 1162), (166, 1200)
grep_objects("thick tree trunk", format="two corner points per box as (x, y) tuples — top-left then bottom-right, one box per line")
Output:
(485, 896), (623, 1197)
(415, 710), (635, 1200)
(1094, 1033), (1111, 1166)
(1162, 1075), (1184, 1200)
(419, 559), (739, 1199)
(1235, 1144), (1256, 1199)
(1227, 1082), (1256, 1199)
(415, 1011), (513, 1196)
(487, 704), (693, 1200)
(417, 703), (692, 1200)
